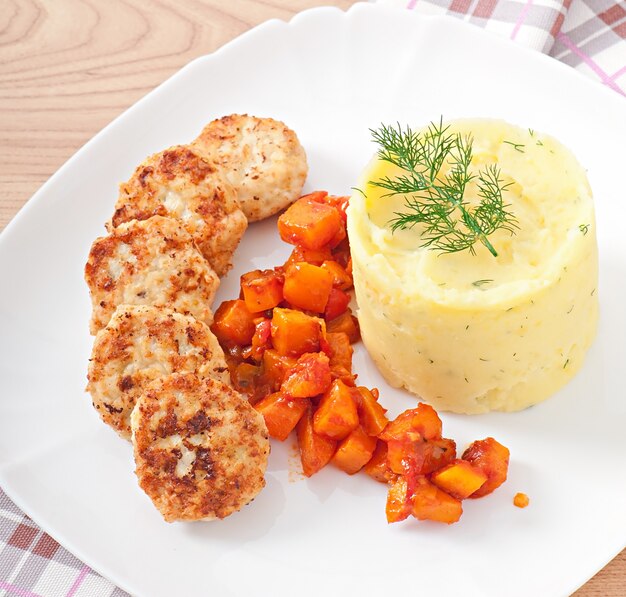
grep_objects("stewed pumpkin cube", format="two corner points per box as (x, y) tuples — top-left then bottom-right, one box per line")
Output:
(255, 392), (309, 441)
(332, 426), (377, 474)
(211, 299), (256, 346)
(278, 196), (343, 250)
(240, 269), (284, 313)
(321, 260), (353, 290)
(430, 459), (488, 499)
(411, 477), (463, 524)
(297, 403), (337, 477)
(379, 403), (442, 442)
(283, 262), (333, 313)
(281, 352), (331, 398)
(270, 308), (322, 357)
(386, 476), (412, 523)
(313, 379), (359, 440)
(355, 386), (388, 437)
(462, 437), (510, 498)
(362, 440), (390, 483)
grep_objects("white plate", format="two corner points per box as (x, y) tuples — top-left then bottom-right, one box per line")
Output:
(1, 4), (625, 596)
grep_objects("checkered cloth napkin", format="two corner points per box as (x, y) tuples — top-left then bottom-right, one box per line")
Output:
(0, 490), (126, 597)
(1, 4), (624, 597)
(377, 0), (626, 95)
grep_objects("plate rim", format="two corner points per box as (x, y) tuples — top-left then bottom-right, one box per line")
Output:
(0, 4), (625, 596)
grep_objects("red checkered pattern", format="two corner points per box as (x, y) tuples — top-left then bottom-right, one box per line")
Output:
(378, 0), (626, 95)
(0, 489), (128, 597)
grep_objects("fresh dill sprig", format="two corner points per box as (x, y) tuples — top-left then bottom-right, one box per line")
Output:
(369, 120), (518, 257)
(472, 279), (494, 288)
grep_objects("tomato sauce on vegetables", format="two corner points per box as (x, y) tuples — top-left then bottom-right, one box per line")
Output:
(211, 191), (511, 525)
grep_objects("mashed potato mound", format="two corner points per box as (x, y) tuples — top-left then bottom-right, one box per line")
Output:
(347, 119), (599, 414)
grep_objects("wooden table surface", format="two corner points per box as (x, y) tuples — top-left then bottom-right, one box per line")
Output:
(0, 1), (623, 595)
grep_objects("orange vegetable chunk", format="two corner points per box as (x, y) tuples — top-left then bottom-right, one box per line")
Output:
(430, 459), (488, 500)
(270, 308), (322, 357)
(513, 492), (530, 508)
(324, 288), (351, 321)
(411, 477), (463, 524)
(356, 386), (389, 436)
(321, 260), (353, 290)
(462, 437), (510, 498)
(313, 379), (359, 440)
(326, 310), (360, 343)
(332, 426), (377, 474)
(380, 403), (442, 442)
(286, 245), (333, 267)
(386, 476), (412, 523)
(283, 262), (333, 313)
(240, 269), (284, 313)
(387, 438), (456, 476)
(211, 299), (256, 346)
(262, 349), (297, 390)
(281, 352), (331, 398)
(363, 440), (390, 483)
(297, 403), (337, 477)
(255, 393), (309, 441)
(278, 196), (343, 250)
(325, 332), (353, 374)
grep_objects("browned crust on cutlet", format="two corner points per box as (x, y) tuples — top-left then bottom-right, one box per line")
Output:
(192, 114), (308, 222)
(87, 305), (230, 440)
(132, 373), (269, 522)
(85, 216), (219, 334)
(110, 145), (247, 276)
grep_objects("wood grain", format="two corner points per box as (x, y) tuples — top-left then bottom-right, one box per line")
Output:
(0, 1), (623, 595)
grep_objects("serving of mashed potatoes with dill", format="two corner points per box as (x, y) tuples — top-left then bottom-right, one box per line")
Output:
(347, 119), (598, 414)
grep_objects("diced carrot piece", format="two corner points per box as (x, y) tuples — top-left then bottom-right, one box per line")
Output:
(324, 288), (351, 321)
(313, 379), (359, 440)
(211, 299), (256, 347)
(363, 440), (391, 483)
(386, 476), (412, 523)
(379, 403), (442, 442)
(278, 197), (343, 250)
(462, 438), (510, 498)
(283, 262), (333, 313)
(255, 393), (309, 441)
(387, 438), (457, 476)
(325, 332), (353, 373)
(326, 310), (360, 343)
(430, 459), (488, 500)
(281, 352), (331, 398)
(240, 269), (284, 313)
(355, 386), (389, 436)
(513, 493), (530, 508)
(297, 403), (337, 477)
(270, 308), (322, 357)
(332, 426), (377, 474)
(286, 245), (333, 267)
(411, 477), (463, 524)
(262, 349), (297, 390)
(321, 260), (353, 290)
